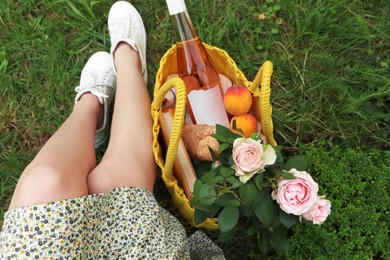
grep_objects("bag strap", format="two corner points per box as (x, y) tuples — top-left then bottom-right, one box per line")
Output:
(151, 77), (187, 181)
(248, 61), (277, 146)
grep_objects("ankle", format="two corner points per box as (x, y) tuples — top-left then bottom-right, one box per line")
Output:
(76, 92), (101, 105)
(114, 42), (136, 55)
(74, 93), (103, 129)
(113, 43), (142, 71)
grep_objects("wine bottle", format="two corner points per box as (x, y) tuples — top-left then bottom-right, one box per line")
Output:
(166, 0), (229, 127)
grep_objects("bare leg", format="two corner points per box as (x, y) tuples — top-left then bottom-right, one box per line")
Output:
(9, 94), (100, 210)
(87, 44), (156, 194)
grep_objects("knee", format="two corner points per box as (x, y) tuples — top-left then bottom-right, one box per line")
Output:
(87, 156), (156, 194)
(21, 163), (66, 188)
(102, 148), (157, 176)
(10, 163), (88, 209)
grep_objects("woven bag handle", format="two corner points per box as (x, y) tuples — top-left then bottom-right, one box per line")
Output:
(248, 61), (277, 146)
(151, 77), (187, 182)
(152, 77), (220, 229)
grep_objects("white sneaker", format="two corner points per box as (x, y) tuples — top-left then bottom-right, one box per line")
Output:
(108, 1), (147, 83)
(75, 51), (116, 149)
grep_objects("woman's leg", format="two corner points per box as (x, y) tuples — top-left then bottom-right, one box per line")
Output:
(87, 2), (156, 194)
(8, 51), (116, 210)
(8, 94), (99, 210)
(87, 44), (156, 194)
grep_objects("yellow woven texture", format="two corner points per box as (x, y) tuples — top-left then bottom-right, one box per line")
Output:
(151, 44), (276, 229)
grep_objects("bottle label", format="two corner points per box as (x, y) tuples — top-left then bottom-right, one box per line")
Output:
(166, 0), (187, 15)
(188, 86), (230, 127)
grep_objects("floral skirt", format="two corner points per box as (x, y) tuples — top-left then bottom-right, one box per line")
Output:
(0, 187), (224, 259)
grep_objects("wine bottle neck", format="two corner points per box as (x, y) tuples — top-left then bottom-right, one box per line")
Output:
(170, 11), (198, 43)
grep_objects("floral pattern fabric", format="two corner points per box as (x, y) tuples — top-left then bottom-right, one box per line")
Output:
(0, 187), (224, 259)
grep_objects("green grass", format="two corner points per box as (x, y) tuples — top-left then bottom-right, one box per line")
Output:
(0, 0), (389, 258)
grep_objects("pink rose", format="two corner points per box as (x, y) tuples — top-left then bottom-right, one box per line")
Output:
(232, 138), (276, 183)
(302, 197), (331, 224)
(272, 168), (318, 215)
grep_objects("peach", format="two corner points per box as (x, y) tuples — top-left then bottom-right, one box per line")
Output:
(223, 85), (252, 116)
(230, 113), (258, 138)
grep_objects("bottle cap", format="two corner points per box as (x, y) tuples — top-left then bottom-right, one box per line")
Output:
(166, 0), (187, 15)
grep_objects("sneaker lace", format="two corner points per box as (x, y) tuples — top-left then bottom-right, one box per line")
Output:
(75, 71), (110, 99)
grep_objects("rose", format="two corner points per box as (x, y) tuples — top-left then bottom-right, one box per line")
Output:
(272, 168), (318, 215)
(302, 196), (331, 224)
(232, 137), (276, 183)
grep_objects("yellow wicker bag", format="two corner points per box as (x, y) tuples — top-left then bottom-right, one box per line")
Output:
(151, 43), (276, 230)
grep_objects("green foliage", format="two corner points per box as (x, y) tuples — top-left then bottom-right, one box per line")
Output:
(282, 145), (390, 259)
(0, 0), (389, 258)
(0, 50), (8, 74)
(216, 145), (389, 259)
(191, 125), (314, 254)
(258, 0), (390, 148)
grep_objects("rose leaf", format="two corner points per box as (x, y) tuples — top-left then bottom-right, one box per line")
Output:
(218, 206), (240, 233)
(194, 209), (208, 225)
(239, 183), (258, 206)
(269, 225), (289, 253)
(252, 191), (275, 226)
(285, 155), (307, 171)
(278, 207), (299, 228)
